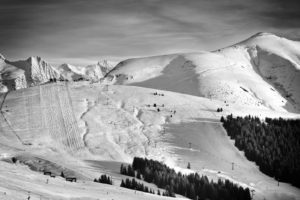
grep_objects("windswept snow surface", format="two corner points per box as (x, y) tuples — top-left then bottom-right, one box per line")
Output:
(108, 33), (300, 113)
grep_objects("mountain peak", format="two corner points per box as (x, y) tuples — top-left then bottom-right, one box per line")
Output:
(26, 56), (43, 63)
(0, 53), (5, 60)
(97, 59), (116, 68)
(231, 32), (287, 49)
(98, 59), (109, 66)
(252, 32), (275, 37)
(244, 32), (279, 42)
(60, 63), (73, 67)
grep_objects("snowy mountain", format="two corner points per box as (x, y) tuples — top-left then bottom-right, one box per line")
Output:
(0, 54), (27, 92)
(55, 60), (115, 81)
(1, 33), (299, 113)
(56, 63), (83, 81)
(107, 32), (300, 113)
(0, 55), (61, 90)
(0, 56), (116, 91)
(1, 33), (300, 200)
(8, 56), (61, 86)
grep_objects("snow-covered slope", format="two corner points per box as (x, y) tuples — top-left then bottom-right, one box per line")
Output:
(1, 82), (299, 200)
(234, 32), (300, 111)
(108, 33), (300, 113)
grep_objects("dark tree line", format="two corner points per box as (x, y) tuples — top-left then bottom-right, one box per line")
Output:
(121, 157), (251, 200)
(121, 164), (135, 177)
(94, 174), (112, 185)
(120, 178), (160, 195)
(221, 115), (300, 187)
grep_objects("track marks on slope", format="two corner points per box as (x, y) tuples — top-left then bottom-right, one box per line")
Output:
(0, 92), (24, 145)
(24, 90), (43, 130)
(40, 83), (85, 154)
(79, 98), (98, 151)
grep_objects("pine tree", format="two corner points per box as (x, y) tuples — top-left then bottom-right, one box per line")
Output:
(220, 116), (225, 122)
(136, 170), (141, 179)
(187, 162), (191, 169)
(11, 157), (17, 163)
(120, 180), (125, 187)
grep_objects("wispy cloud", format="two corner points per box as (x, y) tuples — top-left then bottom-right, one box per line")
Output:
(0, 0), (299, 65)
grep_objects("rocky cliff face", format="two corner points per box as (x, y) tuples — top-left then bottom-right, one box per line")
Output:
(14, 73), (27, 90)
(85, 60), (114, 81)
(28, 56), (61, 84)
(0, 55), (27, 92)
(0, 55), (116, 93)
(9, 56), (61, 86)
(56, 59), (115, 82)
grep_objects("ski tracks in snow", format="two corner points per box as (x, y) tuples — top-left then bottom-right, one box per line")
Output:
(40, 83), (85, 155)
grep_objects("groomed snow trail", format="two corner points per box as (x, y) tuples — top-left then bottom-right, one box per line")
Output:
(0, 92), (25, 146)
(40, 83), (85, 154)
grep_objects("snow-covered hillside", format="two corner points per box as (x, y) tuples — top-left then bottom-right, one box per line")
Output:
(108, 32), (300, 113)
(2, 32), (299, 113)
(0, 82), (299, 200)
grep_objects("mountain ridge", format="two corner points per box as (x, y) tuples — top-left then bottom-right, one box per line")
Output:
(106, 32), (300, 113)
(1, 32), (299, 113)
(0, 55), (115, 91)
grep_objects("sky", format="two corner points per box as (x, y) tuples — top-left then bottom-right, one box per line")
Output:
(0, 0), (299, 65)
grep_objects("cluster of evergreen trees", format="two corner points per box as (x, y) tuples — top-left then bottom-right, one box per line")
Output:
(217, 108), (223, 112)
(121, 157), (251, 200)
(221, 115), (300, 187)
(94, 174), (112, 185)
(120, 164), (136, 177)
(120, 178), (159, 195)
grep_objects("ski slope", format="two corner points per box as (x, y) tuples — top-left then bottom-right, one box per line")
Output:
(1, 82), (299, 199)
(40, 83), (86, 154)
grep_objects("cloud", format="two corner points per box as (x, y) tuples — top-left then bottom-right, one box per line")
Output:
(0, 0), (299, 64)
(250, 0), (300, 28)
